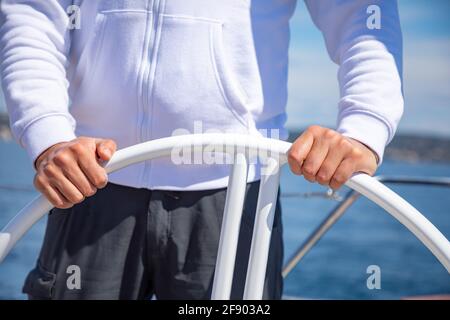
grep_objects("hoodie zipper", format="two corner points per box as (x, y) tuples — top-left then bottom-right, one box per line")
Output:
(141, 0), (163, 187)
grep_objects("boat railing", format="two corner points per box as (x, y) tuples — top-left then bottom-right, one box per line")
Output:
(282, 176), (450, 278)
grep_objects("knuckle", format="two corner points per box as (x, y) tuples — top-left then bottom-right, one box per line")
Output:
(53, 151), (72, 166)
(317, 171), (330, 184)
(34, 174), (46, 188)
(93, 174), (107, 188)
(42, 163), (57, 177)
(289, 166), (301, 175)
(303, 174), (316, 183)
(302, 163), (316, 176)
(339, 138), (352, 150)
(287, 150), (301, 164)
(351, 148), (364, 160)
(80, 188), (90, 197)
(307, 125), (322, 135)
(69, 142), (86, 154)
(333, 174), (346, 184)
(324, 129), (336, 140)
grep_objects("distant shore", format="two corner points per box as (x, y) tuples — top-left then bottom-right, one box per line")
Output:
(1, 114), (449, 163)
(0, 113), (12, 141)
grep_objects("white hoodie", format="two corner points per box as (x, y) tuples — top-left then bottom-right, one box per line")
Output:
(0, 0), (403, 190)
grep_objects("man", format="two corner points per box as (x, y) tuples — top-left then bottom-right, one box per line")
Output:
(0, 0), (403, 299)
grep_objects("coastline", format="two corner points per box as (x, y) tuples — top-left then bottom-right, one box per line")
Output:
(1, 114), (449, 163)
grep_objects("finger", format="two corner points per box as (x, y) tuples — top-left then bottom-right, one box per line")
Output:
(77, 150), (108, 188)
(42, 185), (73, 209)
(329, 158), (356, 190)
(316, 139), (352, 186)
(61, 163), (97, 197)
(301, 137), (329, 182)
(96, 139), (117, 161)
(287, 131), (314, 175)
(34, 175), (71, 208)
(46, 166), (85, 204)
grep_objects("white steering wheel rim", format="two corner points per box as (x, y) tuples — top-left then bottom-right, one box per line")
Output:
(1, 133), (449, 273)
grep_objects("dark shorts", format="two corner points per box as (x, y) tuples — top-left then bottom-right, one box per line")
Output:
(23, 181), (283, 300)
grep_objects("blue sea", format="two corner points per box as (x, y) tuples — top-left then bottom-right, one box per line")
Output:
(0, 140), (449, 299)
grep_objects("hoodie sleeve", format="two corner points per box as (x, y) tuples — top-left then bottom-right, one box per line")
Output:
(304, 0), (404, 163)
(0, 0), (76, 164)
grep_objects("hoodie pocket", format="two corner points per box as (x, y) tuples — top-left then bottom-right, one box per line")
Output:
(70, 13), (108, 94)
(151, 15), (250, 134)
(22, 261), (56, 300)
(70, 10), (153, 138)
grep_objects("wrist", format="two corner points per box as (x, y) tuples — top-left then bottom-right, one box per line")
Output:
(347, 137), (380, 165)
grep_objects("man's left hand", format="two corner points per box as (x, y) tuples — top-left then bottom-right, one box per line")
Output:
(288, 125), (378, 190)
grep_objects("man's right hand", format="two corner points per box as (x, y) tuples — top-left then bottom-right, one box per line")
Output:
(34, 137), (117, 209)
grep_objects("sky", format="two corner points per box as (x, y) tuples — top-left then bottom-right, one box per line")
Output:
(286, 0), (450, 136)
(1, 0), (449, 137)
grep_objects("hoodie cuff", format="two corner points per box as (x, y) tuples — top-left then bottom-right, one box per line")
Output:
(20, 114), (77, 166)
(337, 112), (391, 164)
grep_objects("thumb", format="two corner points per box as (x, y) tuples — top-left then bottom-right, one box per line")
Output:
(95, 138), (117, 161)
